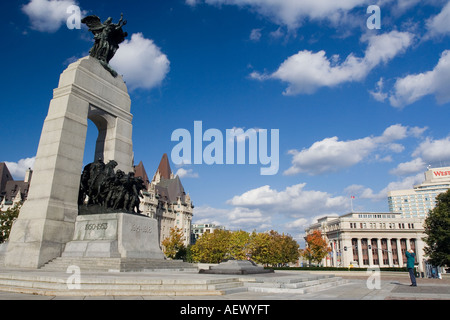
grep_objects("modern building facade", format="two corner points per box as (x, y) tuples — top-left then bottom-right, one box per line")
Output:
(135, 154), (194, 248)
(388, 166), (450, 218)
(305, 212), (426, 272)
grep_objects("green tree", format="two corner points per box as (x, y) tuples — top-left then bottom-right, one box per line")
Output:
(161, 227), (186, 259)
(247, 231), (272, 266)
(228, 230), (250, 260)
(270, 231), (300, 266)
(0, 204), (21, 244)
(248, 231), (300, 267)
(190, 229), (231, 263)
(423, 190), (450, 266)
(189, 229), (300, 266)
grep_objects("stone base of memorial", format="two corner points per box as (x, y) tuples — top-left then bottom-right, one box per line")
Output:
(62, 213), (165, 260)
(200, 260), (274, 275)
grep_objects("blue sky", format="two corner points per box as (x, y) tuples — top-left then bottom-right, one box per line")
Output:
(2, 0), (450, 244)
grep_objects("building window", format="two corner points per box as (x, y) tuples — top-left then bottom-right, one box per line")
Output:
(410, 239), (418, 264)
(371, 239), (379, 265)
(352, 239), (359, 264)
(361, 239), (369, 265)
(391, 239), (399, 265)
(400, 239), (407, 260)
(381, 239), (389, 265)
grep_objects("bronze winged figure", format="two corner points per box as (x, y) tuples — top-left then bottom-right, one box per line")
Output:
(81, 14), (128, 77)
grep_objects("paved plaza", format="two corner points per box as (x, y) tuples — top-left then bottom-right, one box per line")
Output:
(0, 270), (448, 300)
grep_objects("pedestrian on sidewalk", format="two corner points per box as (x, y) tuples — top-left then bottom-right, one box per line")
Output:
(406, 249), (417, 287)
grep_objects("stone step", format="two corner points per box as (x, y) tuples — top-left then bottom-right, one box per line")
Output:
(246, 277), (348, 294)
(0, 267), (349, 297)
(40, 257), (197, 273)
(0, 272), (245, 297)
(0, 285), (227, 297)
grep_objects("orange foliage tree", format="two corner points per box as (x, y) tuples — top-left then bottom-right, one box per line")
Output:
(301, 230), (331, 266)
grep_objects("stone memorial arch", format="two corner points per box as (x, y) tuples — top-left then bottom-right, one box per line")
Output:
(5, 56), (134, 268)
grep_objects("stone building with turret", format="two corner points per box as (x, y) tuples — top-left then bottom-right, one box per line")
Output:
(0, 163), (33, 211)
(134, 154), (194, 247)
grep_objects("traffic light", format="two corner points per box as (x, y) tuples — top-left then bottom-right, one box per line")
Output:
(344, 246), (348, 251)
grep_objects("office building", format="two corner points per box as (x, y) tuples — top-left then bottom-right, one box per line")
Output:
(388, 166), (450, 218)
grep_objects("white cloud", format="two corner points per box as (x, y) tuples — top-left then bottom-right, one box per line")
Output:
(284, 124), (422, 176)
(193, 205), (271, 231)
(228, 183), (348, 215)
(412, 136), (450, 165)
(194, 182), (349, 234)
(22, 0), (81, 33)
(389, 50), (450, 107)
(284, 124), (425, 175)
(4, 157), (36, 180)
(175, 168), (199, 179)
(249, 28), (262, 41)
(185, 0), (200, 6)
(187, 0), (367, 29)
(110, 33), (170, 91)
(390, 158), (426, 176)
(369, 78), (388, 102)
(346, 172), (424, 200)
(252, 31), (413, 95)
(284, 136), (376, 175)
(426, 1), (450, 37)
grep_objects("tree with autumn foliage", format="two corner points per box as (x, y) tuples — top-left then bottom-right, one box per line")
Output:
(269, 230), (300, 266)
(161, 227), (186, 259)
(248, 230), (300, 267)
(247, 231), (272, 265)
(301, 230), (331, 266)
(189, 229), (300, 266)
(228, 230), (251, 260)
(190, 229), (231, 263)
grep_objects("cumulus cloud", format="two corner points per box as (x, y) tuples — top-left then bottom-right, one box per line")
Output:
(369, 78), (388, 102)
(4, 157), (36, 180)
(22, 0), (82, 32)
(252, 31), (413, 95)
(186, 0), (367, 29)
(110, 33), (170, 91)
(193, 182), (349, 235)
(284, 124), (425, 176)
(193, 205), (271, 231)
(390, 158), (426, 176)
(426, 1), (450, 38)
(412, 136), (450, 165)
(228, 184), (348, 215)
(389, 50), (450, 107)
(249, 28), (263, 41)
(175, 168), (199, 179)
(346, 173), (424, 200)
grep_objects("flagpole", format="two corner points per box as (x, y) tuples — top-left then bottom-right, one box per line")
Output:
(351, 196), (354, 213)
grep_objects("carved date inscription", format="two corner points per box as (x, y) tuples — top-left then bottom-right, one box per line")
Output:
(131, 224), (153, 234)
(85, 223), (109, 231)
